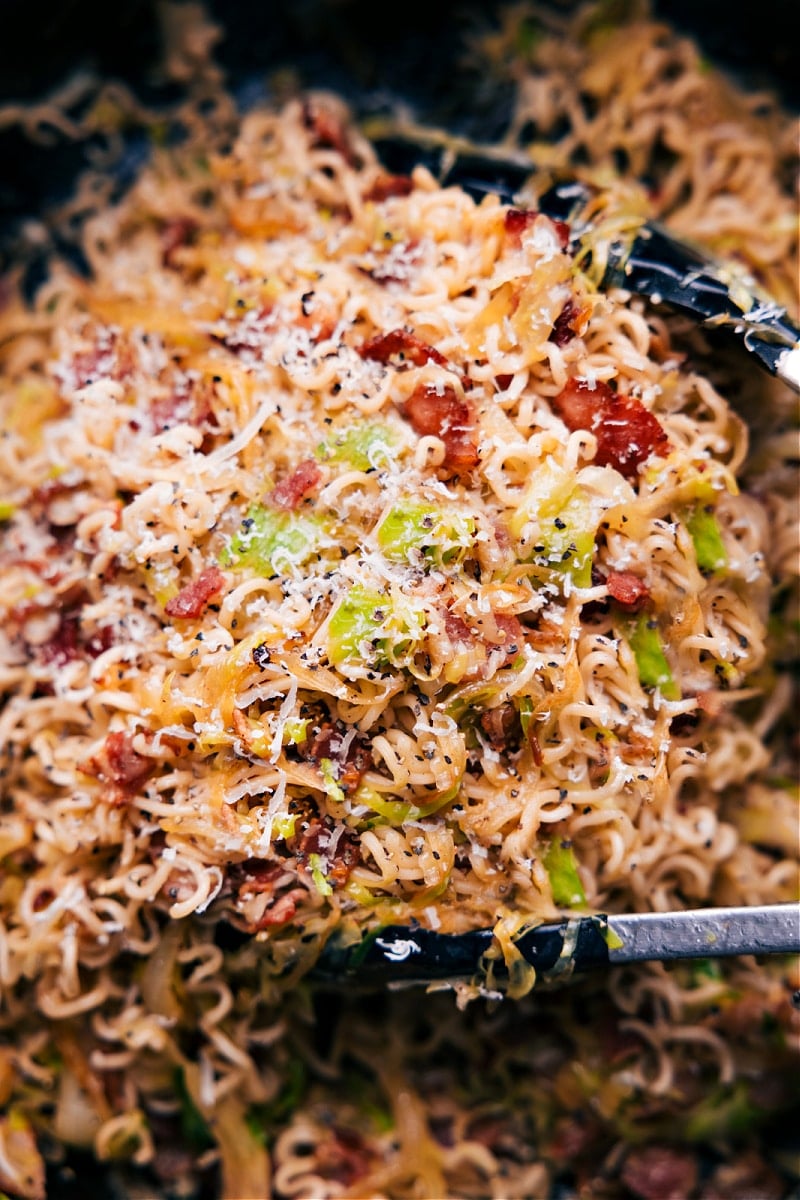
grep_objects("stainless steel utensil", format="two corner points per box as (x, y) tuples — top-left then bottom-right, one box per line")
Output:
(312, 903), (800, 989)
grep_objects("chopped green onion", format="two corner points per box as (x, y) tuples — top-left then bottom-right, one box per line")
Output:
(352, 782), (460, 826)
(317, 421), (397, 471)
(272, 813), (297, 841)
(308, 853), (333, 896)
(319, 758), (345, 803)
(222, 504), (325, 574)
(518, 696), (534, 736)
(510, 460), (597, 587)
(282, 717), (309, 746)
(543, 838), (587, 908)
(327, 585), (425, 668)
(627, 613), (680, 700)
(684, 504), (728, 574)
(376, 500), (475, 567)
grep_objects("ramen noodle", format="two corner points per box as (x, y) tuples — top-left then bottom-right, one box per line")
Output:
(0, 2), (797, 1197)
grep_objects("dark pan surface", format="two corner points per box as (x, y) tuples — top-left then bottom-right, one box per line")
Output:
(0, 2), (797, 1196)
(0, 0), (798, 268)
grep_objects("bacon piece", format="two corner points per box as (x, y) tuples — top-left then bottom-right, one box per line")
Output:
(39, 615), (80, 666)
(364, 173), (414, 202)
(605, 570), (650, 612)
(302, 99), (356, 164)
(251, 888), (306, 929)
(160, 217), (197, 267)
(552, 378), (669, 479)
(504, 208), (570, 251)
(359, 328), (449, 369)
(297, 720), (373, 796)
(368, 238), (421, 285)
(72, 332), (135, 389)
(232, 860), (285, 899)
(85, 625), (115, 657)
(621, 1146), (699, 1200)
(403, 384), (479, 471)
(296, 292), (338, 342)
(164, 566), (224, 619)
(442, 608), (476, 649)
(547, 1114), (600, 1162)
(550, 299), (580, 347)
(151, 379), (215, 433)
(82, 731), (153, 797)
(488, 613), (524, 662)
(229, 860), (307, 930)
(479, 704), (522, 754)
(268, 460), (322, 512)
(295, 819), (360, 886)
(317, 1127), (374, 1186)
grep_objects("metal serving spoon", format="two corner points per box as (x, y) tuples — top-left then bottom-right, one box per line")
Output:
(368, 130), (800, 394)
(313, 903), (800, 989)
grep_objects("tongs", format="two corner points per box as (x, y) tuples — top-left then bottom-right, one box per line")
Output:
(313, 903), (800, 990)
(368, 129), (800, 394)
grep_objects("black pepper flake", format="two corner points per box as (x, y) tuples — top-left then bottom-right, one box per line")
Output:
(253, 644), (271, 669)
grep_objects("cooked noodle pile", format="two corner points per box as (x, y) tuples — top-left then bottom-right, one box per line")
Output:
(0, 2), (797, 1197)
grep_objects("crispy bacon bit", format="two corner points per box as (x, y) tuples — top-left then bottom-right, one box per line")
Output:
(164, 566), (224, 619)
(495, 373), (514, 391)
(606, 570), (650, 612)
(368, 238), (421, 285)
(302, 99), (356, 165)
(268, 460), (322, 511)
(552, 378), (669, 479)
(550, 299), (579, 347)
(403, 384), (479, 471)
(252, 889), (306, 929)
(488, 613), (524, 660)
(479, 704), (522, 753)
(296, 292), (338, 342)
(160, 217), (197, 267)
(231, 859), (284, 898)
(82, 731), (153, 797)
(551, 219), (571, 251)
(621, 1145), (699, 1200)
(442, 609), (476, 649)
(72, 332), (135, 389)
(229, 860), (306, 930)
(297, 720), (372, 796)
(364, 173), (414, 202)
(359, 328), (449, 369)
(39, 615), (80, 666)
(86, 625), (115, 658)
(295, 820), (360, 886)
(31, 888), (56, 913)
(151, 379), (216, 433)
(504, 208), (570, 251)
(547, 1114), (599, 1162)
(504, 208), (535, 241)
(316, 1126), (374, 1186)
